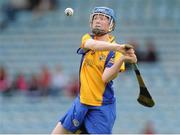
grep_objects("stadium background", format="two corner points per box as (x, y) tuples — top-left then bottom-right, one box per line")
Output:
(0, 0), (180, 133)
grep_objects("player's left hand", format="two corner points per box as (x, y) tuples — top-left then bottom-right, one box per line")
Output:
(123, 44), (134, 51)
(118, 44), (134, 54)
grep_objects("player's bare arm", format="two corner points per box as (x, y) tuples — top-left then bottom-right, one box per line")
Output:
(102, 49), (137, 83)
(84, 39), (133, 53)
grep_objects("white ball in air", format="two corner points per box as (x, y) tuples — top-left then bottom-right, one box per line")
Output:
(64, 8), (74, 16)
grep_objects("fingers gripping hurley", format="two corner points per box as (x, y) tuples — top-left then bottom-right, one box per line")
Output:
(124, 44), (133, 51)
(132, 64), (155, 107)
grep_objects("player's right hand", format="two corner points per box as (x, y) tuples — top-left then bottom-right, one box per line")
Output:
(121, 48), (137, 63)
(124, 54), (137, 63)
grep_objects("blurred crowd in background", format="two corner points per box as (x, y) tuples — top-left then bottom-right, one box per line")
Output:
(0, 64), (79, 98)
(0, 0), (58, 30)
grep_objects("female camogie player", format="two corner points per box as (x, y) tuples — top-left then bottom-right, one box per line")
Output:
(51, 7), (137, 134)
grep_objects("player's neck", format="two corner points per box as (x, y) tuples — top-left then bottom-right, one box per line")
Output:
(95, 34), (110, 42)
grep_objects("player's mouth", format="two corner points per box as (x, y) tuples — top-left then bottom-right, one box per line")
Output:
(94, 25), (101, 28)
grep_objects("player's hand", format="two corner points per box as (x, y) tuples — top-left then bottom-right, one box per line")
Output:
(122, 48), (137, 63)
(123, 44), (134, 51)
(116, 44), (134, 54)
(125, 54), (137, 63)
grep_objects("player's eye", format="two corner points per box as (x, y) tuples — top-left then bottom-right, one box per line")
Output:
(93, 14), (109, 22)
(93, 15), (98, 20)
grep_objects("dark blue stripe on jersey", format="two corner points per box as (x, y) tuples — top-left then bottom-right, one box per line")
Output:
(102, 51), (115, 105)
(77, 48), (89, 55)
(102, 81), (115, 105)
(104, 51), (115, 69)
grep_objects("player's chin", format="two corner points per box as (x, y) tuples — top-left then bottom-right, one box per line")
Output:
(133, 59), (138, 63)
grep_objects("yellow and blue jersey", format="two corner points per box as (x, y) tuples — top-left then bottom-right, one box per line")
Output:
(77, 33), (125, 106)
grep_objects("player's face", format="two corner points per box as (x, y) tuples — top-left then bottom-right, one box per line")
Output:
(92, 14), (110, 32)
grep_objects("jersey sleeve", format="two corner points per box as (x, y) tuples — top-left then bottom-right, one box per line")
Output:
(77, 33), (92, 55)
(80, 33), (91, 48)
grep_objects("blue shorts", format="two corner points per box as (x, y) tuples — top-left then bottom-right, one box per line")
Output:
(59, 97), (116, 134)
